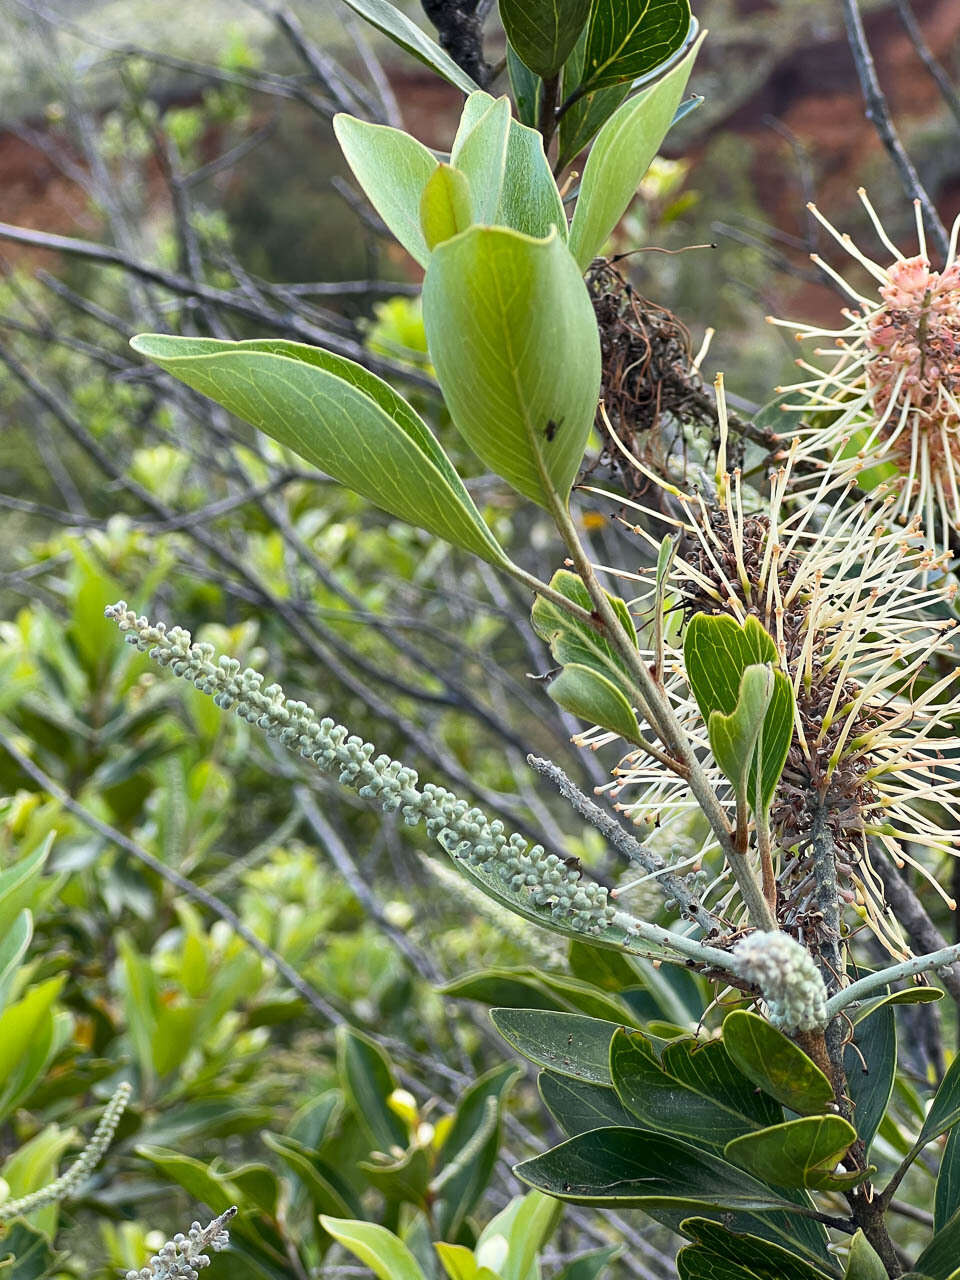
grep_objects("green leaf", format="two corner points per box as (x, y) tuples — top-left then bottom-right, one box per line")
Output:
(609, 1029), (780, 1149)
(683, 613), (794, 816)
(0, 912), (32, 1015)
(555, 1246), (621, 1280)
(319, 1217), (427, 1280)
(722, 1011), (834, 1117)
(844, 1004), (895, 1152)
(580, 0), (693, 92)
(129, 336), (510, 569)
(532, 569), (637, 688)
(724, 1116), (858, 1190)
(337, 0), (480, 94)
(358, 1144), (431, 1206)
(499, 115), (568, 239)
(337, 1027), (407, 1154)
(507, 45), (541, 128)
(433, 1062), (521, 1238)
(548, 663), (640, 741)
(422, 225), (601, 507)
(500, 0), (592, 79)
(0, 979), (63, 1091)
(0, 1222), (59, 1279)
(918, 1038), (960, 1149)
(441, 965), (637, 1022)
(568, 29), (702, 269)
(708, 664), (774, 810)
(915, 1205), (960, 1280)
(849, 987), (943, 1023)
(844, 1230), (888, 1280)
(261, 1133), (358, 1219)
(936, 1124), (960, 1233)
(420, 164), (473, 250)
(0, 840), (51, 940)
(498, 1190), (562, 1280)
(514, 1126), (803, 1213)
(450, 94), (511, 224)
(557, 25), (631, 172)
(677, 1217), (834, 1280)
(333, 115), (437, 267)
(539, 1070), (637, 1137)
(491, 1008), (625, 1084)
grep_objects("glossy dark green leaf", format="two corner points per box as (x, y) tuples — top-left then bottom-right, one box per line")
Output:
(610, 1029), (780, 1148)
(844, 1003), (895, 1152)
(722, 1010), (834, 1116)
(936, 1123), (960, 1233)
(420, 164), (473, 250)
(568, 30), (702, 269)
(337, 1026), (407, 1153)
(514, 1126), (802, 1213)
(339, 0), (480, 94)
(539, 1069), (638, 1137)
(580, 0), (693, 91)
(724, 1116), (857, 1190)
(499, 0), (592, 79)
(548, 662), (640, 741)
(556, 25), (631, 172)
(507, 44), (541, 127)
(130, 336), (511, 569)
(915, 1205), (960, 1280)
(677, 1217), (834, 1280)
(0, 1222), (59, 1279)
(422, 225), (600, 507)
(261, 1132), (359, 1219)
(492, 1008), (627, 1083)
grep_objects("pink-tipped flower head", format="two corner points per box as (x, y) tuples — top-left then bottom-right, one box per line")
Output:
(769, 192), (960, 553)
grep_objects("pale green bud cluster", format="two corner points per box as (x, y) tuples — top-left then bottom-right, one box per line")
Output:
(106, 604), (618, 936)
(0, 1081), (132, 1222)
(125, 1207), (235, 1280)
(732, 930), (828, 1031)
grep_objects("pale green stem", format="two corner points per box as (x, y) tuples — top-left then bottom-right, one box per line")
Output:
(825, 941), (960, 1019)
(542, 483), (778, 932)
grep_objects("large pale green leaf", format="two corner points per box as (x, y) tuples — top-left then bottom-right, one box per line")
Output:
(450, 94), (511, 224)
(451, 91), (567, 239)
(129, 336), (510, 568)
(422, 225), (601, 507)
(722, 1011), (834, 1116)
(677, 1218), (834, 1280)
(333, 115), (437, 267)
(0, 912), (32, 1015)
(514, 1126), (801, 1213)
(723, 1116), (859, 1191)
(336, 1026), (407, 1154)
(420, 164), (473, 250)
(500, 0), (592, 79)
(683, 613), (794, 816)
(338, 0), (480, 94)
(0, 979), (63, 1090)
(0, 839), (51, 939)
(580, 1), (693, 91)
(609, 1029), (780, 1149)
(491, 1009), (625, 1084)
(568, 29), (702, 269)
(319, 1217), (427, 1280)
(548, 663), (640, 741)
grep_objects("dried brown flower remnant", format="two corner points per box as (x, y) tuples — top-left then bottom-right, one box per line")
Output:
(586, 259), (714, 495)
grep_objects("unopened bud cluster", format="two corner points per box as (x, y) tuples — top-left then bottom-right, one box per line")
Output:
(732, 930), (828, 1031)
(125, 1207), (235, 1280)
(106, 605), (618, 936)
(0, 1081), (132, 1222)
